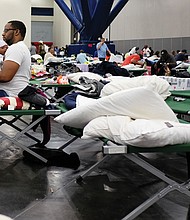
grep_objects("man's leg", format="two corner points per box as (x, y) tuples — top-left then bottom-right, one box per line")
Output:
(0, 90), (9, 97)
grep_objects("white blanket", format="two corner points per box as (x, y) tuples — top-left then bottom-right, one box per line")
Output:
(55, 86), (178, 129)
(82, 116), (190, 148)
(100, 75), (171, 100)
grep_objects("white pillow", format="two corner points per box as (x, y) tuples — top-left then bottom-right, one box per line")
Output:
(82, 115), (132, 140)
(109, 53), (123, 63)
(76, 95), (97, 107)
(82, 116), (190, 148)
(54, 86), (178, 128)
(67, 72), (104, 83)
(100, 75), (171, 100)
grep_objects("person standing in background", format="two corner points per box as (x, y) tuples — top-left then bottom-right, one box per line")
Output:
(29, 42), (37, 56)
(38, 41), (46, 59)
(96, 37), (111, 61)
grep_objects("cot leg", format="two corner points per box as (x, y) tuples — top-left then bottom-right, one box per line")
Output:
(76, 155), (110, 183)
(186, 152), (190, 179)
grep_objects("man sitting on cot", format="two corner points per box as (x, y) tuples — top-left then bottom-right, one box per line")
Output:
(0, 20), (31, 97)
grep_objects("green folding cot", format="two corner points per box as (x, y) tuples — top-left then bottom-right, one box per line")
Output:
(29, 79), (74, 102)
(74, 92), (190, 220)
(0, 108), (61, 163)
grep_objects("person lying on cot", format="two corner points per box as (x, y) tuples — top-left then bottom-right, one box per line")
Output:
(122, 53), (144, 67)
(0, 20), (31, 97)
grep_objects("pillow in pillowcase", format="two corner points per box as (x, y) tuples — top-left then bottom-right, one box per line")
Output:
(54, 86), (178, 129)
(100, 75), (170, 100)
(82, 116), (190, 148)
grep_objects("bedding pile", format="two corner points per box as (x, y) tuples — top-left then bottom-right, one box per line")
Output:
(82, 116), (190, 147)
(55, 74), (190, 148)
(100, 75), (171, 99)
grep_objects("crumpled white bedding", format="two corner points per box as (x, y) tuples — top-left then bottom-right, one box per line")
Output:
(54, 73), (190, 148)
(82, 116), (190, 147)
(121, 63), (144, 71)
(100, 75), (171, 100)
(54, 86), (178, 129)
(67, 72), (104, 83)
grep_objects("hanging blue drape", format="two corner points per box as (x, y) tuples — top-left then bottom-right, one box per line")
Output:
(54, 0), (129, 42)
(55, 0), (82, 31)
(70, 0), (83, 24)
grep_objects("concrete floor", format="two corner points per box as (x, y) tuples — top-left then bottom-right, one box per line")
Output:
(0, 116), (190, 220)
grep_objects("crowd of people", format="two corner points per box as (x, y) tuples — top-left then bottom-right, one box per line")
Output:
(29, 41), (68, 60)
(0, 23), (186, 89)
(75, 42), (189, 76)
(119, 44), (189, 76)
(27, 37), (190, 78)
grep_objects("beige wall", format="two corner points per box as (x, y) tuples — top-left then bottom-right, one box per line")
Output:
(0, 0), (31, 47)
(3, 0), (190, 49)
(53, 0), (71, 48)
(110, 0), (190, 41)
(31, 0), (53, 7)
(31, 0), (70, 47)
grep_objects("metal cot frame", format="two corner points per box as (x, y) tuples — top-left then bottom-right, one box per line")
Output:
(76, 140), (190, 220)
(75, 91), (190, 219)
(0, 108), (61, 163)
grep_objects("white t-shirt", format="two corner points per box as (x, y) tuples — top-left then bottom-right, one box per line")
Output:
(44, 52), (64, 65)
(129, 47), (137, 55)
(0, 41), (31, 96)
(44, 52), (55, 65)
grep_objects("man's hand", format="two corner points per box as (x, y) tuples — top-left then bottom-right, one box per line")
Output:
(0, 45), (8, 56)
(0, 60), (19, 82)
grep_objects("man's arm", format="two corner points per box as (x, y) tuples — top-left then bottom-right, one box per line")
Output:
(0, 60), (19, 82)
(97, 42), (103, 50)
(107, 48), (111, 55)
(131, 58), (144, 66)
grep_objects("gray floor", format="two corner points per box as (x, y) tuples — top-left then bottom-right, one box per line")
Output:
(0, 116), (190, 220)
